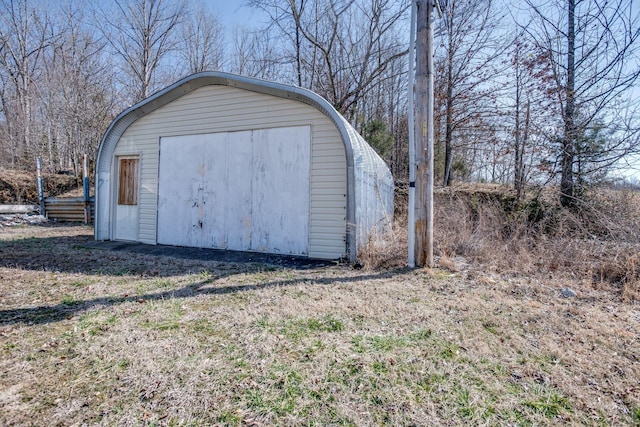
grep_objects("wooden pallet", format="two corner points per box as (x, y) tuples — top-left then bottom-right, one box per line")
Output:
(44, 197), (94, 222)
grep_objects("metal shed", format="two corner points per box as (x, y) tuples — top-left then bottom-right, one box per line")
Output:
(95, 72), (393, 261)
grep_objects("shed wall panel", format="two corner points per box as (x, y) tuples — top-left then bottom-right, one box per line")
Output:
(113, 85), (347, 259)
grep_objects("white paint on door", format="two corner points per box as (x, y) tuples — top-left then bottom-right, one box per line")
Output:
(224, 130), (253, 251)
(115, 204), (138, 241)
(114, 156), (139, 241)
(157, 133), (227, 248)
(251, 127), (310, 255)
(157, 126), (311, 255)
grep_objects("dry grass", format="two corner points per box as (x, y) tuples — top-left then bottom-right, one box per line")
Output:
(453, 187), (639, 297)
(362, 184), (640, 302)
(1, 224), (639, 426)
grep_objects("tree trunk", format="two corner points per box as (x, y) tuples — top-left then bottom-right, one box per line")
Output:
(561, 0), (576, 207)
(514, 79), (522, 197)
(442, 24), (454, 187)
(295, 0), (303, 87)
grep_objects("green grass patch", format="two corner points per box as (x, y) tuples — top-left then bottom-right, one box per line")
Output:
(216, 410), (242, 425)
(482, 320), (498, 334)
(253, 315), (344, 341)
(438, 341), (460, 360)
(140, 301), (184, 331)
(523, 388), (572, 418)
(455, 387), (475, 418)
(244, 364), (304, 417)
(61, 294), (79, 306)
(186, 318), (219, 335)
(78, 311), (118, 336)
(70, 279), (93, 287)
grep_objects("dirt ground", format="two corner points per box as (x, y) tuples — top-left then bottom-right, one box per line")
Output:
(0, 223), (639, 426)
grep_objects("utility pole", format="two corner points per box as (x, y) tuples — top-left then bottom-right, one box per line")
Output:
(408, 1), (417, 268)
(413, 0), (437, 267)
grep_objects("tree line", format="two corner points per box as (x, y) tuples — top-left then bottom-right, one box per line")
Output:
(1, 0), (638, 206)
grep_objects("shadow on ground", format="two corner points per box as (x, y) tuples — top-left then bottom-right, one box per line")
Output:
(0, 269), (406, 326)
(84, 239), (338, 270)
(0, 227), (336, 277)
(0, 225), (409, 326)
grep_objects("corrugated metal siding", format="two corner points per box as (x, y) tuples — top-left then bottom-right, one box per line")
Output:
(339, 116), (394, 248)
(112, 85), (347, 259)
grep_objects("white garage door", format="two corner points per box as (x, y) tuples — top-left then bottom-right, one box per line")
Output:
(157, 126), (311, 255)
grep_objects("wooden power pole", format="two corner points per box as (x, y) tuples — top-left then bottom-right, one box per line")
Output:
(414, 0), (436, 267)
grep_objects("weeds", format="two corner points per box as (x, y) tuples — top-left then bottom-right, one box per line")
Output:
(362, 184), (640, 302)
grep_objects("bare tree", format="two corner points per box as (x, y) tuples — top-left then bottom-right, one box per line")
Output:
(0, 0), (58, 168)
(437, 0), (508, 186)
(247, 0), (409, 122)
(96, 0), (186, 102)
(511, 39), (528, 197)
(179, 3), (225, 74)
(229, 26), (284, 81)
(506, 34), (558, 199)
(244, 0), (306, 85)
(524, 0), (640, 206)
(360, 55), (409, 176)
(41, 5), (118, 174)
